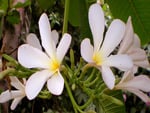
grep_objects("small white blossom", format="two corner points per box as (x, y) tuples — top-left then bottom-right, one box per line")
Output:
(115, 71), (150, 104)
(18, 13), (72, 100)
(118, 17), (150, 72)
(0, 77), (26, 110)
(80, 3), (133, 89)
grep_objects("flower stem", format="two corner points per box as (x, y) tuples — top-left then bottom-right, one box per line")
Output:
(64, 76), (84, 113)
(62, 0), (70, 34)
(80, 95), (93, 109)
(78, 64), (92, 80)
(84, 68), (96, 83)
(2, 54), (18, 66)
(84, 75), (99, 87)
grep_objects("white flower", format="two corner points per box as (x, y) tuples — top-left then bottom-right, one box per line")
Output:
(80, 3), (133, 89)
(118, 17), (150, 72)
(0, 77), (26, 110)
(18, 13), (72, 100)
(115, 71), (150, 103)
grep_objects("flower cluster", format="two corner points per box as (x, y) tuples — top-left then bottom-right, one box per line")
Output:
(0, 3), (149, 111)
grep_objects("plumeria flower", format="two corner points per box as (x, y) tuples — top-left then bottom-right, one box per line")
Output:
(80, 3), (133, 89)
(18, 13), (71, 100)
(0, 76), (26, 110)
(118, 17), (150, 72)
(115, 70), (150, 104)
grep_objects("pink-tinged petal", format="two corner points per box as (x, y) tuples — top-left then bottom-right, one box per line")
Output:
(100, 19), (125, 57)
(26, 33), (42, 50)
(56, 33), (71, 62)
(133, 34), (141, 48)
(101, 66), (115, 89)
(126, 88), (150, 103)
(18, 44), (50, 69)
(104, 55), (133, 71)
(134, 60), (150, 69)
(52, 30), (59, 45)
(118, 17), (134, 54)
(25, 70), (53, 100)
(119, 71), (134, 84)
(89, 3), (104, 50)
(11, 97), (23, 110)
(80, 38), (94, 63)
(39, 13), (56, 58)
(10, 76), (24, 90)
(124, 75), (150, 92)
(128, 48), (147, 61)
(47, 71), (64, 95)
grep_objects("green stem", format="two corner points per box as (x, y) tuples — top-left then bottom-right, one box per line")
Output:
(62, 0), (70, 34)
(0, 68), (15, 79)
(70, 49), (75, 70)
(84, 68), (96, 83)
(84, 75), (99, 87)
(2, 54), (18, 66)
(80, 96), (93, 109)
(78, 64), (92, 80)
(64, 76), (84, 113)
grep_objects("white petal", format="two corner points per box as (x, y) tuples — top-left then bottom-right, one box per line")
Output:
(10, 91), (24, 98)
(18, 44), (50, 69)
(118, 17), (134, 54)
(56, 33), (71, 62)
(52, 30), (59, 45)
(126, 88), (150, 103)
(125, 75), (150, 92)
(0, 90), (23, 103)
(11, 97), (23, 110)
(0, 90), (12, 103)
(100, 19), (125, 57)
(26, 33), (42, 50)
(101, 66), (115, 89)
(47, 71), (64, 95)
(10, 76), (24, 90)
(89, 3), (104, 50)
(25, 70), (53, 100)
(104, 55), (133, 71)
(39, 13), (56, 58)
(80, 38), (94, 62)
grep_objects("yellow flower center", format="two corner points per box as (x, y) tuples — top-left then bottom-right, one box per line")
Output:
(92, 52), (103, 65)
(50, 59), (60, 72)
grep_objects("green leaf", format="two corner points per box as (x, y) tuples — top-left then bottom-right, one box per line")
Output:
(105, 0), (150, 45)
(0, 0), (8, 15)
(37, 0), (56, 10)
(13, 0), (31, 8)
(95, 90), (126, 113)
(6, 10), (20, 24)
(68, 0), (92, 39)
(68, 0), (80, 26)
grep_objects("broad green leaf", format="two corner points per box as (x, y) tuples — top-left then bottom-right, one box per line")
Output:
(95, 90), (126, 113)
(105, 0), (150, 45)
(68, 0), (92, 39)
(68, 0), (80, 26)
(37, 0), (56, 10)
